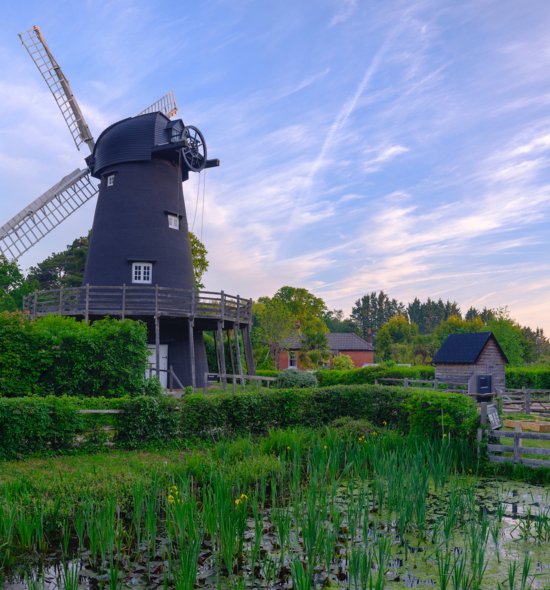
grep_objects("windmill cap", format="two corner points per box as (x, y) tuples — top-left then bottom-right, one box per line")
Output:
(87, 112), (186, 177)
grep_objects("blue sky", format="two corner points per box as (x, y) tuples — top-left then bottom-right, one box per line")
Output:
(1, 0), (550, 331)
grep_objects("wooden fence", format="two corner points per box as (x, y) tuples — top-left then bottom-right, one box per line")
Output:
(497, 387), (550, 415)
(484, 428), (550, 469)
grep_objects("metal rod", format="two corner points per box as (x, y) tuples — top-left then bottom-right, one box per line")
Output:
(155, 315), (160, 380)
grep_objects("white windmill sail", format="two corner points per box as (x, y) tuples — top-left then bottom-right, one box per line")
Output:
(3, 26), (181, 262)
(138, 91), (178, 118)
(18, 25), (95, 153)
(0, 170), (97, 260)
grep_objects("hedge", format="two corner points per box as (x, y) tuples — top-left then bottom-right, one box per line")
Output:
(0, 396), (128, 459)
(317, 365), (550, 389)
(0, 312), (149, 397)
(0, 385), (478, 458)
(316, 365), (435, 386)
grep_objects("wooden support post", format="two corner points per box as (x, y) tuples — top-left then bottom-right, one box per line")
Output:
(235, 296), (244, 386)
(227, 329), (236, 377)
(242, 324), (255, 376)
(154, 315), (160, 381)
(217, 321), (227, 390)
(188, 317), (196, 390)
(232, 374), (237, 393)
(121, 283), (126, 319)
(84, 283), (90, 323)
(525, 388), (531, 414)
(404, 377), (409, 388)
(234, 326), (244, 386)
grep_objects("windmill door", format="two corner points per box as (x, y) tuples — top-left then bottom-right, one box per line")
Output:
(147, 345), (169, 388)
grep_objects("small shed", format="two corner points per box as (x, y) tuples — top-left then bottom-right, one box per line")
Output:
(432, 332), (508, 395)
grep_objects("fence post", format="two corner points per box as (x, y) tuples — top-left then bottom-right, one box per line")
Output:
(404, 378), (409, 388)
(513, 425), (522, 464)
(480, 402), (488, 425)
(434, 378), (439, 390)
(477, 428), (483, 460)
(525, 389), (531, 414)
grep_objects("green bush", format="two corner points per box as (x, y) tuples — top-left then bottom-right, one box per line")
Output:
(275, 370), (318, 389)
(404, 390), (479, 439)
(0, 312), (149, 398)
(115, 396), (180, 447)
(331, 354), (355, 371)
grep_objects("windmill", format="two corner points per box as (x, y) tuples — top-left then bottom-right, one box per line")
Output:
(7, 25), (255, 388)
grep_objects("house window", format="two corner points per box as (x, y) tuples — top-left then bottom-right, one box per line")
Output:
(167, 214), (180, 229)
(289, 351), (297, 369)
(132, 262), (152, 284)
(107, 174), (115, 187)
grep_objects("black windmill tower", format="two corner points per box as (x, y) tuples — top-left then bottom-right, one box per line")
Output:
(1, 26), (255, 388)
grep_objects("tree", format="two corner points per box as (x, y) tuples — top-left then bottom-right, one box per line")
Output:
(272, 286), (328, 331)
(27, 231), (209, 290)
(407, 297), (461, 334)
(376, 315), (419, 361)
(188, 231), (209, 289)
(350, 291), (404, 339)
(27, 235), (90, 289)
(253, 297), (295, 369)
(0, 256), (37, 311)
(324, 309), (356, 333)
(433, 315), (485, 347)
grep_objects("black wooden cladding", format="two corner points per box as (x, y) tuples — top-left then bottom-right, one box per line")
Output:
(23, 286), (253, 324)
(87, 113), (180, 177)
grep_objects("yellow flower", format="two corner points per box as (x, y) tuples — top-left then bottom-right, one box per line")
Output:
(382, 421), (387, 426)
(323, 445), (328, 450)
(240, 493), (248, 501)
(286, 446), (291, 451)
(235, 498), (241, 508)
(168, 494), (175, 504)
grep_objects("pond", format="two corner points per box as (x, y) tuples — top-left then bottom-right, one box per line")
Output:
(1, 433), (549, 589)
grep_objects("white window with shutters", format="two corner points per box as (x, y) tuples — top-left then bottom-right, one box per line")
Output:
(132, 262), (152, 284)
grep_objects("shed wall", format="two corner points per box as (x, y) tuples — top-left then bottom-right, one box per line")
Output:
(434, 339), (506, 393)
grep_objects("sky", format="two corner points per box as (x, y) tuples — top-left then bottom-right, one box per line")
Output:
(1, 0), (550, 332)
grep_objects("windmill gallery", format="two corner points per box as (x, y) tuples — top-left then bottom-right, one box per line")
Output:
(0, 25), (255, 389)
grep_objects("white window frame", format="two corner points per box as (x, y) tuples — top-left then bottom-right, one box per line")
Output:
(289, 351), (297, 369)
(167, 214), (180, 230)
(132, 262), (152, 284)
(107, 174), (115, 187)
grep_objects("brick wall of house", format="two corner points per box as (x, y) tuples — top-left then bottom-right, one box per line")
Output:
(278, 349), (374, 370)
(434, 339), (506, 393)
(338, 350), (374, 367)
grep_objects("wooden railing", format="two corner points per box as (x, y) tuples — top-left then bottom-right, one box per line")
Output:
(23, 286), (252, 323)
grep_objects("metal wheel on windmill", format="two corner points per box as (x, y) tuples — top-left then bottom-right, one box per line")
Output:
(3, 25), (255, 389)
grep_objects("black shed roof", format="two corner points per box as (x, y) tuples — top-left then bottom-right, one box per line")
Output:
(432, 332), (508, 365)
